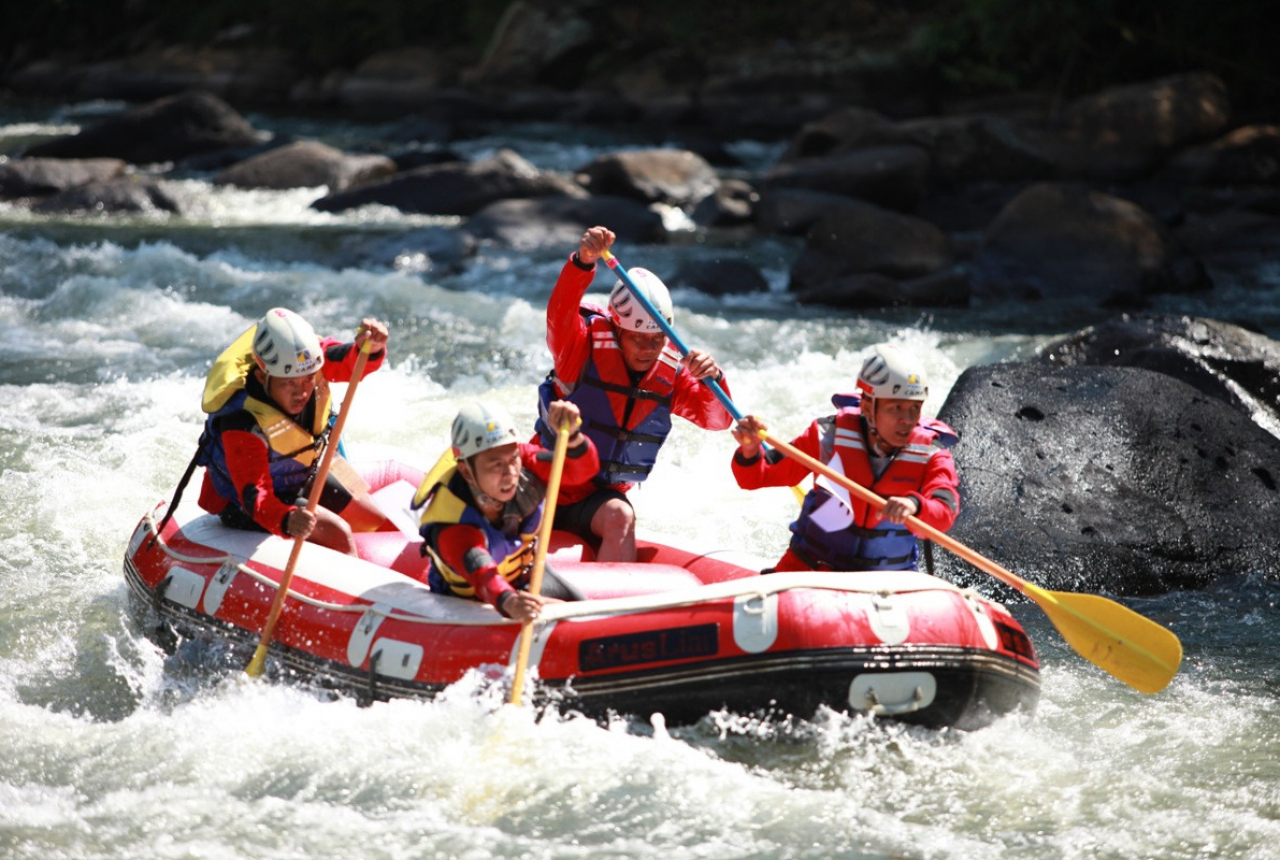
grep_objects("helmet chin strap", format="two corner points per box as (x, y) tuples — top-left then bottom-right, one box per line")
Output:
(459, 458), (503, 512)
(862, 397), (900, 457)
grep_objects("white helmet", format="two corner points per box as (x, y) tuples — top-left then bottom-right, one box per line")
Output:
(608, 268), (674, 333)
(856, 344), (928, 402)
(253, 308), (324, 378)
(451, 402), (520, 459)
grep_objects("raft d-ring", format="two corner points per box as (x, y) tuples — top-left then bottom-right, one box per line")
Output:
(740, 592), (769, 615)
(866, 685), (924, 716)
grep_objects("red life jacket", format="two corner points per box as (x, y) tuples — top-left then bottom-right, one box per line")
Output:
(536, 309), (679, 487)
(789, 406), (955, 571)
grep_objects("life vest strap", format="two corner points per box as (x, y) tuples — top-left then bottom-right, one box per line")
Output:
(590, 423), (666, 446)
(581, 374), (672, 406)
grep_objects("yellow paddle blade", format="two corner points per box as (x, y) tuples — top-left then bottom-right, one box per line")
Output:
(1028, 585), (1183, 694)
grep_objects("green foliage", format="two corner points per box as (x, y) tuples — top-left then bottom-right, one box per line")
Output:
(4, 0), (1275, 115)
(918, 0), (1278, 108)
(1, 0), (510, 72)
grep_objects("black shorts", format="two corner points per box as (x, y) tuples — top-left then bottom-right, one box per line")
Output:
(218, 472), (353, 532)
(552, 487), (631, 547)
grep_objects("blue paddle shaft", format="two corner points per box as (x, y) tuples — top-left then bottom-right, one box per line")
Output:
(603, 254), (744, 421)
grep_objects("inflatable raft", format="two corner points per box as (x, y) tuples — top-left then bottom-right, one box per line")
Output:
(122, 467), (1040, 729)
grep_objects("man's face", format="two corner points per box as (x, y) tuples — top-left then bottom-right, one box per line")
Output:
(263, 371), (317, 416)
(464, 442), (522, 502)
(617, 329), (666, 373)
(872, 397), (923, 448)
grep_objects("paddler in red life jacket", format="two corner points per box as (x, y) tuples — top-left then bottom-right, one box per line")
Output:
(731, 344), (961, 572)
(413, 401), (598, 624)
(533, 225), (733, 563)
(195, 308), (392, 555)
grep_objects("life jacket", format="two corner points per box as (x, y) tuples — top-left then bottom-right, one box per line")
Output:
(535, 306), (678, 487)
(412, 463), (545, 598)
(789, 398), (957, 571)
(198, 324), (334, 508)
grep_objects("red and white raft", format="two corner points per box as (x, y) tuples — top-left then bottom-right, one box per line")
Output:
(123, 464), (1040, 729)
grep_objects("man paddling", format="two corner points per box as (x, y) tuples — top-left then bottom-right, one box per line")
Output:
(731, 344), (960, 572)
(533, 226), (733, 562)
(414, 400), (597, 624)
(195, 308), (391, 555)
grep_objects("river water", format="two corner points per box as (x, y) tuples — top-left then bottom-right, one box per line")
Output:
(2, 101), (1278, 860)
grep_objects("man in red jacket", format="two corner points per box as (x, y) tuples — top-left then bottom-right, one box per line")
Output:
(533, 226), (733, 562)
(732, 344), (960, 572)
(197, 308), (391, 555)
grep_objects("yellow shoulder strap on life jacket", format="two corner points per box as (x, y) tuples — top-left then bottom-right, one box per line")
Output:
(202, 323), (258, 414)
(414, 465), (470, 532)
(411, 447), (458, 510)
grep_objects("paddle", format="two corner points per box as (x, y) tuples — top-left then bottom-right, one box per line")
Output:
(757, 428), (1183, 694)
(600, 249), (805, 503)
(509, 417), (573, 706)
(245, 333), (374, 678)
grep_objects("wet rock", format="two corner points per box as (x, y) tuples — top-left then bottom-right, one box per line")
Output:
(0, 158), (127, 199)
(23, 90), (262, 165)
(778, 106), (914, 162)
(1056, 71), (1231, 155)
(794, 266), (969, 309)
(575, 149), (720, 209)
(31, 177), (183, 214)
(937, 361), (1280, 594)
(1038, 314), (1280, 439)
(690, 179), (757, 227)
(1043, 71), (1232, 181)
(755, 187), (863, 236)
(970, 182), (1210, 307)
(669, 258), (769, 295)
(213, 141), (396, 192)
(1162, 124), (1280, 186)
(789, 199), (953, 294)
(312, 148), (583, 215)
(900, 114), (1058, 185)
(465, 195), (666, 249)
(761, 145), (931, 212)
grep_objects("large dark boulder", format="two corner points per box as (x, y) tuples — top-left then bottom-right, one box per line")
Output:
(1039, 315), (1280, 440)
(312, 149), (582, 215)
(789, 199), (953, 295)
(970, 182), (1210, 307)
(936, 361), (1280, 595)
(23, 90), (261, 165)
